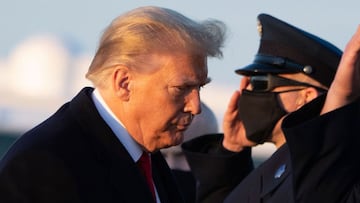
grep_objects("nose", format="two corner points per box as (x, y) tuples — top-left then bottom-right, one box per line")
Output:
(184, 89), (201, 115)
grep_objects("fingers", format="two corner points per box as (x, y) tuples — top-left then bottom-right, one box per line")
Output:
(226, 90), (241, 114)
(239, 76), (249, 90)
(222, 77), (258, 151)
(225, 77), (248, 114)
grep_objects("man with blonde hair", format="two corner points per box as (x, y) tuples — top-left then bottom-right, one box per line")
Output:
(0, 6), (226, 203)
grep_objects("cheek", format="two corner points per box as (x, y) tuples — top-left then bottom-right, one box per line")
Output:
(142, 101), (183, 134)
(278, 93), (299, 113)
(135, 86), (185, 132)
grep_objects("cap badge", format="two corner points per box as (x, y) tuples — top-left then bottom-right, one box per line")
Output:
(303, 65), (313, 74)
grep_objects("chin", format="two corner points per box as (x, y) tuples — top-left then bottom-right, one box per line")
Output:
(158, 131), (184, 149)
(172, 139), (183, 146)
(170, 133), (184, 146)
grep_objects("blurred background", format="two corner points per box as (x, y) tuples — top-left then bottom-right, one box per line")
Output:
(1, 0), (359, 161)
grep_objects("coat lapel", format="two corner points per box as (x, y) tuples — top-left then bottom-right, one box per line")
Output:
(152, 152), (184, 203)
(69, 87), (156, 202)
(109, 158), (156, 202)
(260, 144), (291, 197)
(69, 88), (183, 202)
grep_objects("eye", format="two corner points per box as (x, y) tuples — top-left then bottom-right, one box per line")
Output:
(172, 86), (188, 96)
(171, 84), (203, 97)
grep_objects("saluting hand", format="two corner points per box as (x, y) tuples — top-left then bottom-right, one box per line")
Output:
(222, 77), (256, 152)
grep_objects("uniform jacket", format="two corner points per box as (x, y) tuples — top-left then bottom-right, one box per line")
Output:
(182, 134), (294, 203)
(0, 87), (183, 203)
(183, 95), (360, 203)
(282, 95), (360, 203)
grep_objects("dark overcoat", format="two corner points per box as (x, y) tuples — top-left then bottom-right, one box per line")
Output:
(183, 96), (360, 203)
(0, 87), (183, 203)
(282, 96), (360, 203)
(183, 135), (294, 203)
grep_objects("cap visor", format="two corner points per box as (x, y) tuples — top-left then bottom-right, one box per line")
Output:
(235, 63), (298, 76)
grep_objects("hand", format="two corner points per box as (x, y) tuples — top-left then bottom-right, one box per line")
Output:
(321, 25), (360, 114)
(222, 77), (256, 152)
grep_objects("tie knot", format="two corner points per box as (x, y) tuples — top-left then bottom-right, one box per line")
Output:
(138, 152), (151, 166)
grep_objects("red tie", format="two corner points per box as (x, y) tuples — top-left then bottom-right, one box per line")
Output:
(137, 152), (156, 201)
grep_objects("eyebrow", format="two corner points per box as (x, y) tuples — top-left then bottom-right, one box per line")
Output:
(181, 77), (211, 87)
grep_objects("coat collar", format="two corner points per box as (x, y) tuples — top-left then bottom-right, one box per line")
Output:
(68, 87), (183, 203)
(69, 87), (155, 202)
(260, 144), (292, 197)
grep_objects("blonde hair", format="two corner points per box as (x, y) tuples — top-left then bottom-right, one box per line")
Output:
(86, 6), (226, 87)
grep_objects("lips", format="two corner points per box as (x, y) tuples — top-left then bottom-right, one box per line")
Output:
(177, 123), (191, 131)
(174, 115), (193, 131)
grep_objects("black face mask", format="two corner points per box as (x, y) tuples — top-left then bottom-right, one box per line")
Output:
(238, 90), (287, 144)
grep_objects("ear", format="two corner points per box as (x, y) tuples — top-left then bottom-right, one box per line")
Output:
(304, 87), (320, 103)
(112, 65), (131, 101)
(297, 87), (320, 107)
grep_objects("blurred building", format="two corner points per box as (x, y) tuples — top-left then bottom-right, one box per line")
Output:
(0, 34), (93, 156)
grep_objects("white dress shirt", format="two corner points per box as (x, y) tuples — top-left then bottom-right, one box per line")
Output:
(91, 89), (161, 203)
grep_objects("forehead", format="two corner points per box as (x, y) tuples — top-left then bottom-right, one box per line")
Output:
(155, 53), (208, 84)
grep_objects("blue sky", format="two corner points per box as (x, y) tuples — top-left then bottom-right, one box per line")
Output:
(1, 0), (360, 156)
(1, 0), (359, 86)
(1, 0), (359, 125)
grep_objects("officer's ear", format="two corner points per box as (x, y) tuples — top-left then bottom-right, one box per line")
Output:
(296, 87), (319, 108)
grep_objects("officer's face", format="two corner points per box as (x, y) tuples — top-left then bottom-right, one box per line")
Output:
(245, 73), (318, 112)
(243, 73), (320, 145)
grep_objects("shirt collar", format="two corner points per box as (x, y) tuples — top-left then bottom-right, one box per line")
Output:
(91, 88), (143, 162)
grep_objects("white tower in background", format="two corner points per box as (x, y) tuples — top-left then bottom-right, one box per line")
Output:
(0, 34), (92, 132)
(8, 35), (70, 98)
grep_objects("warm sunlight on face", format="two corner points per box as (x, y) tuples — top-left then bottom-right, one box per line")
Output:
(124, 53), (208, 152)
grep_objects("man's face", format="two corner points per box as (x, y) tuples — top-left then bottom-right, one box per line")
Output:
(245, 73), (316, 112)
(125, 53), (208, 152)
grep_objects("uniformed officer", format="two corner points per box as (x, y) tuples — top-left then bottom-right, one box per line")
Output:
(182, 13), (342, 203)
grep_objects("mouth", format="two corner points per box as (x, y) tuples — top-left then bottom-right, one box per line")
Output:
(173, 115), (193, 131)
(177, 123), (191, 131)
